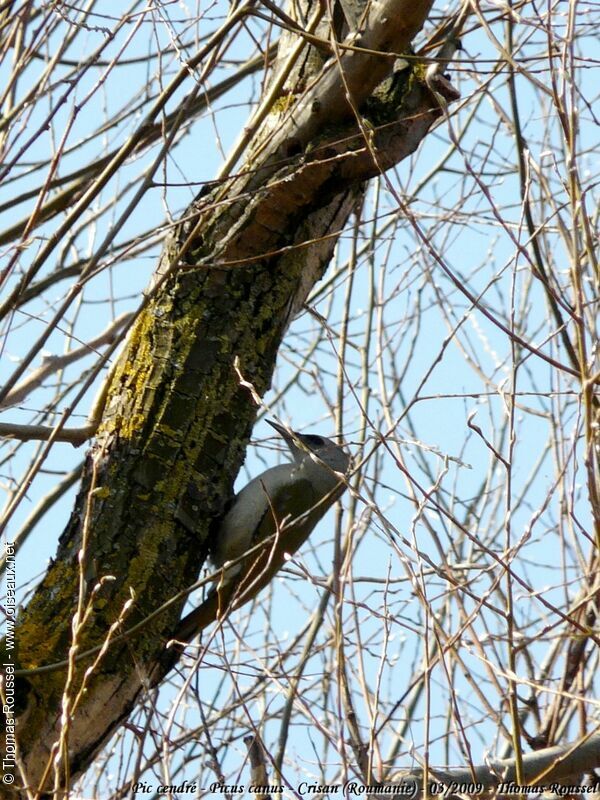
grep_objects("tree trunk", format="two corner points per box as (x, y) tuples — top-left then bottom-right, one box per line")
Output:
(8, 0), (457, 793)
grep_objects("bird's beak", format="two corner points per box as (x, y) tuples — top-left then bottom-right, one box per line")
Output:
(266, 419), (298, 452)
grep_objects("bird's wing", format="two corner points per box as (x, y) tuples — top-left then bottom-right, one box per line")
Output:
(176, 475), (344, 642)
(210, 463), (296, 569)
(230, 475), (319, 598)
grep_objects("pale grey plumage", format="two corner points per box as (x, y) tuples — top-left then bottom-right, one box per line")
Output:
(209, 419), (350, 584)
(176, 420), (350, 641)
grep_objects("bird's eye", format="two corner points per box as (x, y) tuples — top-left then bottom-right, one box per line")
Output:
(302, 435), (325, 448)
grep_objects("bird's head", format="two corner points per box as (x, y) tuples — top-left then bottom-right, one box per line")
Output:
(266, 419), (351, 476)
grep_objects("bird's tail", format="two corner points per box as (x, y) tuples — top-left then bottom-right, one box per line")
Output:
(173, 583), (237, 642)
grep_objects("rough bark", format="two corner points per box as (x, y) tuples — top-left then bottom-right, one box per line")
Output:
(6, 0), (457, 793)
(401, 733), (600, 794)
